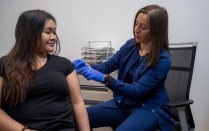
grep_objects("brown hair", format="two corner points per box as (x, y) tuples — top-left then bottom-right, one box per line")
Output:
(133, 4), (169, 66)
(2, 9), (60, 107)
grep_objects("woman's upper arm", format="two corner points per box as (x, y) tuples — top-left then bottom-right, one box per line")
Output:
(66, 70), (83, 104)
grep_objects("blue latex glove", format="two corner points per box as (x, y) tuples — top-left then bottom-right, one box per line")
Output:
(73, 59), (88, 73)
(82, 68), (104, 83)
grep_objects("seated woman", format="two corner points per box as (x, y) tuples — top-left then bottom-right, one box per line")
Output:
(0, 9), (90, 131)
(74, 4), (174, 131)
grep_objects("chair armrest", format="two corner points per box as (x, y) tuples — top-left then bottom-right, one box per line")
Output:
(164, 99), (194, 107)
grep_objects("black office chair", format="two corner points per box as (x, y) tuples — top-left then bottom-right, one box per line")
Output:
(162, 42), (197, 131)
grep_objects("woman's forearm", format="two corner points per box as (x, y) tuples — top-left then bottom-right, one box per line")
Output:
(73, 102), (90, 131)
(0, 109), (24, 131)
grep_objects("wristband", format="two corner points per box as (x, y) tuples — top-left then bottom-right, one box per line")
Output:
(102, 74), (111, 85)
(21, 126), (28, 131)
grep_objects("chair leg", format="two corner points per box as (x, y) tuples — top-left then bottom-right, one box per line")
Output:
(176, 107), (189, 131)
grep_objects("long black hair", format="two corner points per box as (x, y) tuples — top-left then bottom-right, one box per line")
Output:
(2, 9), (60, 107)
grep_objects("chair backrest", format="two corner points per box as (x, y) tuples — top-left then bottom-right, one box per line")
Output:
(165, 42), (197, 129)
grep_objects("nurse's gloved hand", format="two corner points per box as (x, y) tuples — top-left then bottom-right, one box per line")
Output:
(73, 59), (88, 73)
(82, 68), (104, 83)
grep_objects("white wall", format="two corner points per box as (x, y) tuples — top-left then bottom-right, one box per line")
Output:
(0, 0), (209, 130)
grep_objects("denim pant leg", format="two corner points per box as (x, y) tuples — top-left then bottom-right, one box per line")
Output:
(87, 102), (128, 129)
(116, 107), (158, 131)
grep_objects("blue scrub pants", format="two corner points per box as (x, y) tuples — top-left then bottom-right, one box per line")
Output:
(87, 101), (159, 131)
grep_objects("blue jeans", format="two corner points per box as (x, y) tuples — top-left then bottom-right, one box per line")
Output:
(87, 101), (159, 131)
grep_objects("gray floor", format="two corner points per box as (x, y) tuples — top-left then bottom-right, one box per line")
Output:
(93, 127), (113, 131)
